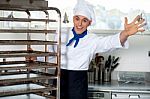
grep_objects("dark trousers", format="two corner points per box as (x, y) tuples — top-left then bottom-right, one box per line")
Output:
(60, 69), (88, 99)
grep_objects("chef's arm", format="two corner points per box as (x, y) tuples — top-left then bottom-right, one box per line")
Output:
(119, 15), (145, 46)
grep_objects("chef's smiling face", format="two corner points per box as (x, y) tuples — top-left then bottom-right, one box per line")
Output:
(73, 15), (92, 34)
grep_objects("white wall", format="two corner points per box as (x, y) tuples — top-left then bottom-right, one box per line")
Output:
(98, 34), (150, 72)
(116, 35), (150, 72)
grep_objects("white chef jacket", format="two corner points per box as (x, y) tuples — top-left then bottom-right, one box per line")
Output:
(59, 28), (129, 70)
(39, 28), (129, 71)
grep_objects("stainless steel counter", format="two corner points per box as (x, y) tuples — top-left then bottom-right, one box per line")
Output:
(88, 80), (150, 93)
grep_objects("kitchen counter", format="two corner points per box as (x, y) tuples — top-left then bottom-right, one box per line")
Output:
(88, 80), (150, 93)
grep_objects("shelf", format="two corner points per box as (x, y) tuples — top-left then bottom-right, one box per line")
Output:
(89, 29), (150, 36)
(0, 17), (57, 22)
(0, 29), (56, 33)
(0, 0), (48, 9)
(0, 71), (57, 84)
(0, 5), (61, 99)
(0, 4), (48, 11)
(0, 94), (49, 99)
(0, 50), (57, 58)
(0, 5), (61, 15)
(0, 40), (57, 45)
(0, 83), (56, 97)
(0, 61), (57, 70)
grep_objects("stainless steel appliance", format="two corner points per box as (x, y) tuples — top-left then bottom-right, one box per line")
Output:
(88, 71), (150, 99)
(112, 92), (150, 99)
(88, 89), (111, 99)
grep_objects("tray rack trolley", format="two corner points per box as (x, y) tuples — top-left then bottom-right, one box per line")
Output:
(0, 4), (61, 99)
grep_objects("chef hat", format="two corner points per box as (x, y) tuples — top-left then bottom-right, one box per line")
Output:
(73, 0), (96, 25)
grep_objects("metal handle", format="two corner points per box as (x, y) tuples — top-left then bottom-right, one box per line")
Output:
(112, 93), (117, 97)
(129, 94), (140, 98)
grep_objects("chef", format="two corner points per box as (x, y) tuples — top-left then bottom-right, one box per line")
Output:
(59, 0), (145, 99)
(28, 0), (145, 98)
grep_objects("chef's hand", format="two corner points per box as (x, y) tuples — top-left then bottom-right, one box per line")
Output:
(120, 15), (146, 46)
(124, 15), (145, 35)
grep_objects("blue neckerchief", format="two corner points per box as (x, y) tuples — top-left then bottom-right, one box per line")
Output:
(66, 27), (87, 48)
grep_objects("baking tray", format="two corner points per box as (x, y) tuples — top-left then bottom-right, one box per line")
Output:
(0, 50), (57, 58)
(0, 93), (56, 99)
(0, 61), (57, 70)
(0, 71), (57, 84)
(0, 4), (61, 13)
(0, 0), (48, 8)
(0, 40), (57, 45)
(0, 29), (56, 33)
(0, 17), (57, 22)
(0, 83), (56, 97)
(0, 94), (48, 99)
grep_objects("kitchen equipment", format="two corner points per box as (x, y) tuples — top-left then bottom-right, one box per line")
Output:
(88, 90), (111, 99)
(95, 54), (104, 83)
(103, 55), (120, 82)
(88, 55), (119, 83)
(118, 71), (145, 83)
(89, 90), (150, 99)
(63, 12), (69, 23)
(0, 4), (61, 99)
(103, 68), (111, 82)
(88, 59), (95, 83)
(111, 63), (119, 71)
(89, 71), (150, 99)
(112, 92), (150, 99)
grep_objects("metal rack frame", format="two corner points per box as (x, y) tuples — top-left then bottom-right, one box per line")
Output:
(0, 5), (61, 99)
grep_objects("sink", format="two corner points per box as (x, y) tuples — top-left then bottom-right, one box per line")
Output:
(118, 81), (145, 85)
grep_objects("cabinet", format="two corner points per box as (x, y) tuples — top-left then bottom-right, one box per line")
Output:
(0, 3), (61, 99)
(88, 90), (150, 99)
(88, 90), (111, 99)
(112, 92), (150, 99)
